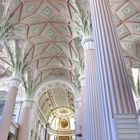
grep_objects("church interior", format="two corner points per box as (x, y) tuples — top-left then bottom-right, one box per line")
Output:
(0, 0), (140, 140)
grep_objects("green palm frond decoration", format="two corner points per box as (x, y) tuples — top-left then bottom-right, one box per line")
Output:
(73, 55), (84, 76)
(5, 40), (31, 77)
(0, 3), (14, 42)
(0, 22), (13, 41)
(22, 70), (39, 98)
(71, 0), (93, 38)
(131, 69), (140, 98)
(72, 43), (84, 89)
(72, 38), (84, 75)
(22, 71), (35, 98)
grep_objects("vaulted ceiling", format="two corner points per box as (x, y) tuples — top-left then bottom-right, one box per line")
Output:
(39, 88), (74, 117)
(0, 0), (140, 118)
(11, 0), (78, 82)
(110, 0), (140, 67)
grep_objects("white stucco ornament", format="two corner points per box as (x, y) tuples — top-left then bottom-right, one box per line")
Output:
(81, 37), (95, 50)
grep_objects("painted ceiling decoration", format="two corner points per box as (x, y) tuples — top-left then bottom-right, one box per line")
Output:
(38, 88), (74, 117)
(0, 0), (140, 118)
(110, 0), (140, 67)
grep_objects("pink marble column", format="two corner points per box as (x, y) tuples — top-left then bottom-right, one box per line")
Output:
(90, 0), (138, 139)
(0, 76), (21, 140)
(81, 37), (105, 140)
(17, 99), (33, 140)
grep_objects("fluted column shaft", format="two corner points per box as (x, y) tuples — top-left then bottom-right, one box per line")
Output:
(90, 0), (137, 139)
(0, 76), (21, 140)
(75, 99), (82, 139)
(17, 99), (33, 140)
(82, 37), (104, 140)
(91, 0), (135, 114)
(79, 76), (85, 140)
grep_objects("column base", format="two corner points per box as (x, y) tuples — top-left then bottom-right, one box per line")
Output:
(114, 114), (140, 140)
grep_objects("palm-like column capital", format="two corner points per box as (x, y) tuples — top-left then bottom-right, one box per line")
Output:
(22, 67), (43, 98)
(5, 40), (31, 78)
(71, 0), (93, 38)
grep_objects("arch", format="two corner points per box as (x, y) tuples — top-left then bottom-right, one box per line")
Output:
(34, 77), (80, 103)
